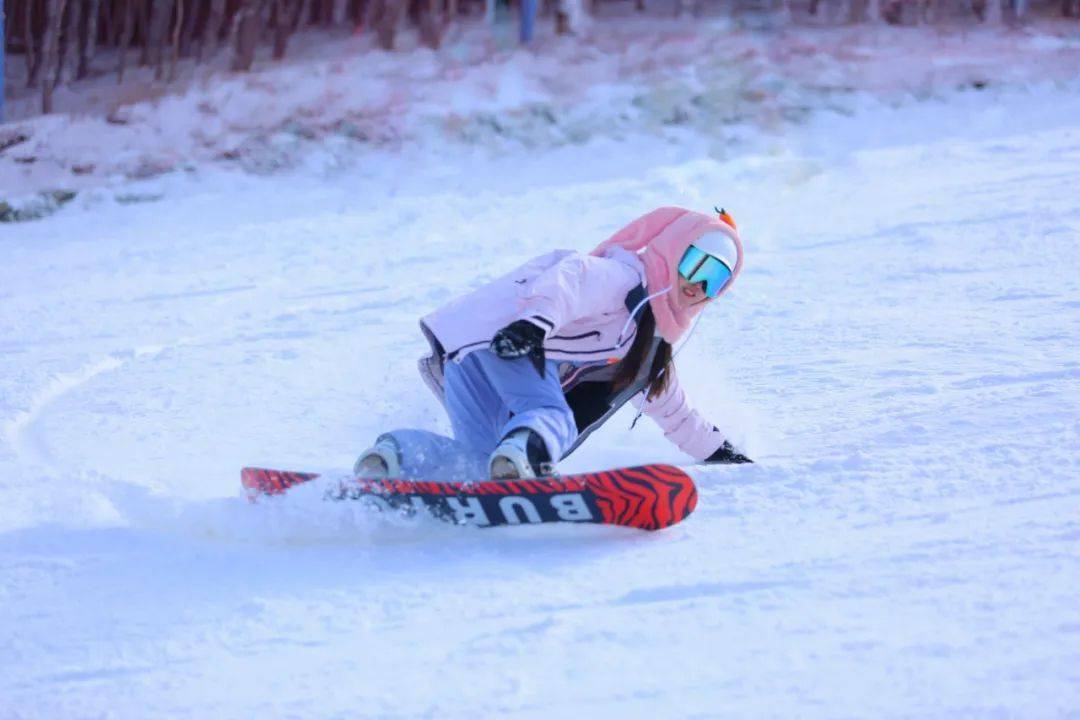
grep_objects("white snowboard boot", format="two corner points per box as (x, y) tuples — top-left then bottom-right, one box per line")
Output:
(353, 436), (402, 478)
(488, 428), (554, 480)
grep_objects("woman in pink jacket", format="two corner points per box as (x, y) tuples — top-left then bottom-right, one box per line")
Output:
(355, 206), (753, 481)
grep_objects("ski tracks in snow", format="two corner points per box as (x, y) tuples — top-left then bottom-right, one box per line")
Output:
(4, 354), (127, 467)
(1, 342), (185, 467)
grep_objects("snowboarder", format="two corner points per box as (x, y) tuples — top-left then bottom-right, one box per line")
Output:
(355, 206), (754, 481)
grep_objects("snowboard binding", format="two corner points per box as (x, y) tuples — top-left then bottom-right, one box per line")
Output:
(489, 428), (555, 480)
(353, 435), (403, 479)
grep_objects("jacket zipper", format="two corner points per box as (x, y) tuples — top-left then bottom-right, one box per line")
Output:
(559, 338), (660, 458)
(550, 330), (601, 341)
(449, 327), (634, 360)
(445, 339), (489, 361)
(545, 328), (635, 356)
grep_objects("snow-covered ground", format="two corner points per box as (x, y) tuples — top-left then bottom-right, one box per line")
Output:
(2, 18), (1080, 719)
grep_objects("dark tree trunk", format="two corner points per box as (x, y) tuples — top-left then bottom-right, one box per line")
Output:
(41, 0), (70, 113)
(167, 0), (183, 79)
(296, 0), (314, 28)
(554, 0), (569, 34)
(55, 0), (80, 86)
(77, 0), (101, 79)
(117, 0), (135, 81)
(417, 0), (445, 48)
(179, 0), (201, 57)
(145, 0), (177, 79)
(139, 0), (152, 64)
(103, 0), (116, 47)
(272, 0), (303, 59)
(200, 0), (226, 59)
(231, 0), (262, 71)
(26, 0), (43, 87)
(271, 0), (286, 57)
(367, 0), (404, 48)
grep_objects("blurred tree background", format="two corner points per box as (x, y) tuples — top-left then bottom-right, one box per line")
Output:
(1, 0), (1077, 116)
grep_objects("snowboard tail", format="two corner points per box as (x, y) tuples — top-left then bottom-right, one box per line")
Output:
(241, 464), (697, 531)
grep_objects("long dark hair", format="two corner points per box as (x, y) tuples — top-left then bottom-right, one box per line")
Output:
(612, 304), (673, 402)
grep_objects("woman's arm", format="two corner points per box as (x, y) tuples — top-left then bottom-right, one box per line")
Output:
(642, 365), (751, 463)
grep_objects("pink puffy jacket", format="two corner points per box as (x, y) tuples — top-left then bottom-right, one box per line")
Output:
(418, 247), (728, 461)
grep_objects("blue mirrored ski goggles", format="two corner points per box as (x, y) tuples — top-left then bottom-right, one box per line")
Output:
(678, 245), (734, 298)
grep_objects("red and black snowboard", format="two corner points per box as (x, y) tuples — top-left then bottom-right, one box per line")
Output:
(241, 464), (697, 531)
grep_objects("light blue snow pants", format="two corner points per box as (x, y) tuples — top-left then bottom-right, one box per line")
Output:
(378, 349), (578, 480)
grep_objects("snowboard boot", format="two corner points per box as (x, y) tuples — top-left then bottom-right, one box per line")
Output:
(353, 435), (403, 478)
(488, 428), (555, 480)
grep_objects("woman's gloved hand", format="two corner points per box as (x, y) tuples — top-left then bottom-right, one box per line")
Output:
(705, 439), (753, 464)
(491, 320), (547, 378)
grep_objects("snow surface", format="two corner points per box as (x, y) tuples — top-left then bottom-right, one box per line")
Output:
(2, 18), (1080, 720)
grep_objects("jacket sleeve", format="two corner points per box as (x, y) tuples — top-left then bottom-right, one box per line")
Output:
(514, 252), (637, 336)
(641, 364), (727, 461)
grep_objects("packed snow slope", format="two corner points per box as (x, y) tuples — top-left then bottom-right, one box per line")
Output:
(2, 46), (1080, 720)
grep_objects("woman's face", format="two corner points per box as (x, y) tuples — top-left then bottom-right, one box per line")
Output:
(675, 276), (711, 311)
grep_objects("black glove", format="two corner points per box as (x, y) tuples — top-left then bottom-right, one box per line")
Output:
(491, 320), (547, 378)
(705, 440), (753, 464)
